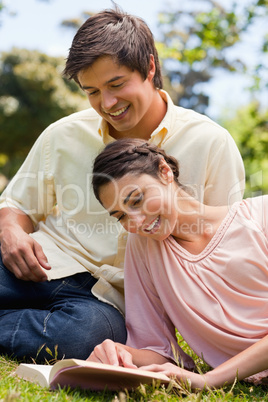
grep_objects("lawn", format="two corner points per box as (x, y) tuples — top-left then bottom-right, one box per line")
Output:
(1, 348), (268, 402)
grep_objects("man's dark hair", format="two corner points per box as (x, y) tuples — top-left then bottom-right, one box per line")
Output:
(63, 5), (163, 89)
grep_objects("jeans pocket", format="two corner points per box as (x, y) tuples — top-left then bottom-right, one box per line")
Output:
(49, 272), (97, 302)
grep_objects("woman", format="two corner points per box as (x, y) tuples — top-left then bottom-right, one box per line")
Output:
(89, 138), (268, 390)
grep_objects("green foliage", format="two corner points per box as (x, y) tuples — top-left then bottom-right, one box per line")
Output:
(61, 12), (95, 30)
(157, 0), (268, 113)
(0, 1), (5, 28)
(50, 1), (268, 117)
(0, 48), (88, 179)
(156, 0), (268, 196)
(223, 102), (268, 196)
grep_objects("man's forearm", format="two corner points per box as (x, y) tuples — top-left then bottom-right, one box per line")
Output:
(0, 207), (34, 239)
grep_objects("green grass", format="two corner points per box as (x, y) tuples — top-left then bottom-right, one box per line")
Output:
(1, 349), (268, 402)
(0, 336), (267, 401)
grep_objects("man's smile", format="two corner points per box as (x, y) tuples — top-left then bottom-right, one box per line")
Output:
(107, 105), (130, 117)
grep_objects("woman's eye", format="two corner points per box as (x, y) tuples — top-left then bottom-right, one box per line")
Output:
(132, 194), (143, 207)
(117, 213), (126, 222)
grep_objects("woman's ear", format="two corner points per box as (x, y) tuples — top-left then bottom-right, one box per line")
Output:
(158, 158), (174, 184)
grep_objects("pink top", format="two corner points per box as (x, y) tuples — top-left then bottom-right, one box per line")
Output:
(125, 196), (268, 369)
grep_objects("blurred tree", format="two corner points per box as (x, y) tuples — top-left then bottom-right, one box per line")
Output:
(223, 102), (268, 196)
(155, 0), (268, 113)
(1, 1), (267, 193)
(0, 0), (5, 25)
(61, 11), (94, 30)
(0, 48), (88, 179)
(60, 1), (267, 115)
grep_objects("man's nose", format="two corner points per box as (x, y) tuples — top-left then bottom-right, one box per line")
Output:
(101, 91), (117, 111)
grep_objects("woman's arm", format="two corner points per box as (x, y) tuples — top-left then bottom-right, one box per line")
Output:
(141, 334), (268, 390)
(87, 339), (170, 368)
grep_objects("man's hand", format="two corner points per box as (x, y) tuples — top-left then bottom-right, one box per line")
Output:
(1, 230), (51, 282)
(87, 339), (137, 368)
(0, 208), (51, 282)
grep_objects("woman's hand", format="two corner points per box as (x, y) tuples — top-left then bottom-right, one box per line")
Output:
(140, 362), (207, 390)
(87, 339), (137, 368)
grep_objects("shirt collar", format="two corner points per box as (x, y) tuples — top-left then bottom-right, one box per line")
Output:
(97, 119), (114, 145)
(149, 89), (175, 147)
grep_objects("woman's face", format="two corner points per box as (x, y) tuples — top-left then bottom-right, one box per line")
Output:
(99, 166), (179, 241)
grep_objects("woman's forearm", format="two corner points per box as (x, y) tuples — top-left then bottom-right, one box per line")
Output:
(204, 334), (268, 388)
(87, 339), (170, 367)
(139, 336), (268, 391)
(125, 345), (171, 367)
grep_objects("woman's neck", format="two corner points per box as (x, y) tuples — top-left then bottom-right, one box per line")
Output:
(172, 189), (229, 255)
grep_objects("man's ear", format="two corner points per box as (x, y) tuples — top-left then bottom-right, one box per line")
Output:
(147, 54), (156, 82)
(158, 158), (174, 184)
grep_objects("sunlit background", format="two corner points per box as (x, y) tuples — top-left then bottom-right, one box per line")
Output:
(2, 0), (266, 118)
(0, 0), (267, 195)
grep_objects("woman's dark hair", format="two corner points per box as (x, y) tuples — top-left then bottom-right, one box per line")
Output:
(92, 138), (181, 203)
(63, 5), (162, 89)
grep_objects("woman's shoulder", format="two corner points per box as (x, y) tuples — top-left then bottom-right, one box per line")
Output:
(127, 233), (167, 252)
(127, 233), (148, 249)
(235, 195), (268, 231)
(239, 195), (268, 215)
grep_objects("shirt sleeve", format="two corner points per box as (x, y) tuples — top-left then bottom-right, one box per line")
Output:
(162, 110), (245, 206)
(124, 234), (195, 370)
(0, 129), (55, 225)
(203, 130), (245, 206)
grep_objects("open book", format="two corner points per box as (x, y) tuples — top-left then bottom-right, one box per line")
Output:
(15, 358), (170, 391)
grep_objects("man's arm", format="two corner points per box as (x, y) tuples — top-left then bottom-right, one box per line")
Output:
(0, 207), (51, 282)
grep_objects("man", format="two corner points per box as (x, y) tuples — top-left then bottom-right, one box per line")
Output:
(0, 6), (245, 362)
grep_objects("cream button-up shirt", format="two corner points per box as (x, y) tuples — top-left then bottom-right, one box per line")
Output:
(0, 91), (245, 313)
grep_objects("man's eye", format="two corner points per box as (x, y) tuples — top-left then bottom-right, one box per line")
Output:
(86, 90), (98, 96)
(112, 83), (123, 88)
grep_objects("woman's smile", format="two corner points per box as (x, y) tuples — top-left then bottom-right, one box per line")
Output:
(143, 216), (161, 234)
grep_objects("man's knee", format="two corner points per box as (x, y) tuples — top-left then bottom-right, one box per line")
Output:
(33, 299), (126, 359)
(0, 288), (127, 362)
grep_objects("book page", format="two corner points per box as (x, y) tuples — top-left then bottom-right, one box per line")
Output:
(15, 364), (52, 387)
(50, 359), (170, 391)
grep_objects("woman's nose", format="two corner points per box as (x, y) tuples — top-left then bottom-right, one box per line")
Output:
(127, 213), (146, 232)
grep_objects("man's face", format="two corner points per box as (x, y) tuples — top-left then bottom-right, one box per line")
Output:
(77, 56), (157, 138)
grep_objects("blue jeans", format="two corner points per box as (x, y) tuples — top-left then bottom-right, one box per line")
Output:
(0, 251), (126, 362)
